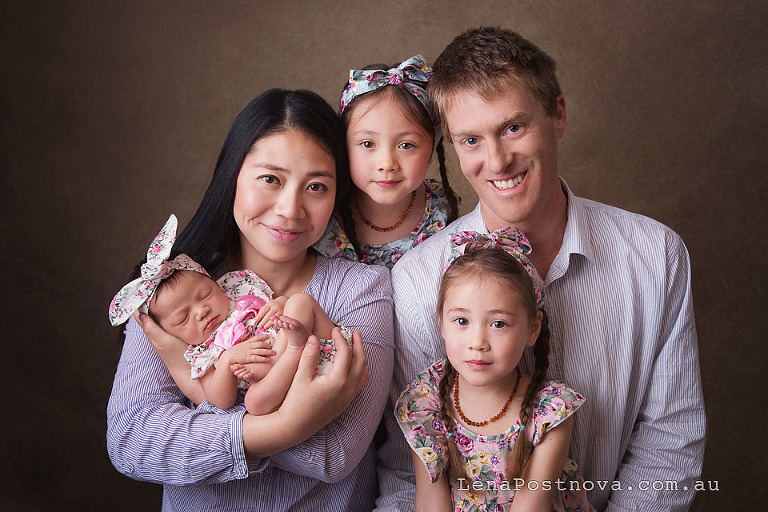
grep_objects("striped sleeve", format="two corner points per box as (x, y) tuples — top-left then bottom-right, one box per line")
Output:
(106, 318), (264, 485)
(606, 231), (705, 511)
(269, 259), (395, 482)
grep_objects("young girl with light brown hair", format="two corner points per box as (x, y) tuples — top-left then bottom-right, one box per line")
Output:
(396, 229), (595, 511)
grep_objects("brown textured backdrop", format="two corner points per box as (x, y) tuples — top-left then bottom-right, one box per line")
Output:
(2, 1), (766, 510)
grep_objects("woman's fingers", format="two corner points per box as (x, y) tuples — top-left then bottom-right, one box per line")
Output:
(325, 327), (352, 376)
(133, 311), (186, 356)
(348, 330), (369, 394)
(294, 335), (321, 380)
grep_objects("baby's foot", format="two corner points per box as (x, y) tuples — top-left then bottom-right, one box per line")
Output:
(230, 362), (269, 382)
(273, 315), (310, 348)
(230, 363), (255, 382)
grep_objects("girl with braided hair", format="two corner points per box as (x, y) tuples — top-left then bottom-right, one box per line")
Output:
(314, 55), (460, 268)
(395, 229), (595, 511)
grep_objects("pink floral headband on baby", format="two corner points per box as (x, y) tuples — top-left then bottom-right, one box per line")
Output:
(108, 214), (208, 326)
(448, 228), (546, 311)
(339, 55), (440, 142)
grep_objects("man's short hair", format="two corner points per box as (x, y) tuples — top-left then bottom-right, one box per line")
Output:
(429, 26), (562, 132)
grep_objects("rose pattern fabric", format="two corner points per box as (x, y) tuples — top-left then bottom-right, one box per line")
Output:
(314, 179), (449, 269)
(395, 359), (596, 511)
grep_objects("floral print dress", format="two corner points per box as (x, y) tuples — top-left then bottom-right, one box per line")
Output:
(313, 179), (449, 268)
(396, 359), (596, 512)
(184, 270), (349, 388)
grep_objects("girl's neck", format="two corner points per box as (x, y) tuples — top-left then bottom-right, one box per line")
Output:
(229, 248), (317, 296)
(453, 371), (531, 437)
(353, 185), (426, 245)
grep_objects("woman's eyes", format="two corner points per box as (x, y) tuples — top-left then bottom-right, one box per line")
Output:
(258, 174), (327, 192)
(453, 317), (468, 326)
(398, 142), (416, 150)
(360, 140), (375, 149)
(307, 183), (328, 192)
(260, 174), (279, 185)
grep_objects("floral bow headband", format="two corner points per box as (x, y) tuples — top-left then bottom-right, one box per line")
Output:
(340, 55), (440, 141)
(448, 228), (546, 310)
(108, 214), (208, 326)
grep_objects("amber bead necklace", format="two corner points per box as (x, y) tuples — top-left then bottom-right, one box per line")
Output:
(353, 189), (417, 232)
(453, 367), (521, 427)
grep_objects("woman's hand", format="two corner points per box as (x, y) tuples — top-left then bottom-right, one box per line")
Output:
(134, 311), (205, 405)
(134, 311), (188, 361)
(241, 327), (369, 459)
(285, 327), (369, 418)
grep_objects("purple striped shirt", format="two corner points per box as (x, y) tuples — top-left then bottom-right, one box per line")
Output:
(107, 254), (394, 511)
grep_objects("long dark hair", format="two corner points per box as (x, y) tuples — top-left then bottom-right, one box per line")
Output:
(436, 248), (551, 485)
(338, 65), (460, 256)
(174, 88), (349, 272)
(116, 89), (347, 345)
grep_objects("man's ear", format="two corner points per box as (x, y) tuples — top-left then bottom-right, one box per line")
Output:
(554, 95), (566, 139)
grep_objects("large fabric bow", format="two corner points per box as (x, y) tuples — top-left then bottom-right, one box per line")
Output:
(340, 54), (434, 118)
(448, 228), (546, 310)
(212, 294), (268, 350)
(108, 214), (208, 326)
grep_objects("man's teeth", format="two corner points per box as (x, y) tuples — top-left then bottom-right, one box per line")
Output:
(493, 174), (525, 190)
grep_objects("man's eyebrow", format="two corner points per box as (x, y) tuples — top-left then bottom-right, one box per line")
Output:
(450, 111), (534, 138)
(495, 111), (533, 129)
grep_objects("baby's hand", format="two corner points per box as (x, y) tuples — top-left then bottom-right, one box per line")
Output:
(225, 337), (276, 382)
(220, 338), (275, 367)
(255, 296), (288, 328)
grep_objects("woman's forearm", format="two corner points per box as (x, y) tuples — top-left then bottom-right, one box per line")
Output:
(107, 319), (253, 485)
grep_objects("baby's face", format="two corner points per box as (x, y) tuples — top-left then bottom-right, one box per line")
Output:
(150, 270), (230, 345)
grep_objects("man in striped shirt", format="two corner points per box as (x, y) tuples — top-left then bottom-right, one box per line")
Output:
(376, 27), (705, 512)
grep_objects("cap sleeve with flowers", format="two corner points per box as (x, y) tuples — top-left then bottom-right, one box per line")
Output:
(313, 179), (449, 268)
(312, 214), (358, 262)
(217, 269), (273, 305)
(530, 381), (586, 446)
(395, 359), (450, 483)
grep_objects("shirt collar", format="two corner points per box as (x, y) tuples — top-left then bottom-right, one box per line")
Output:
(549, 179), (595, 282)
(472, 179), (595, 282)
(467, 201), (489, 234)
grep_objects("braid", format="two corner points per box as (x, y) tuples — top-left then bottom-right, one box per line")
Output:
(506, 310), (551, 482)
(438, 359), (465, 481)
(436, 140), (460, 223)
(337, 199), (361, 259)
